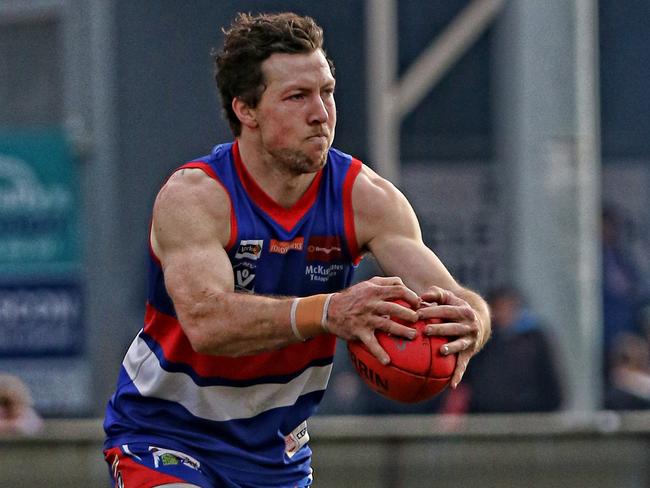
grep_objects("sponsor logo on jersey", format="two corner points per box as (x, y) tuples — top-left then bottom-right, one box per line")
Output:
(307, 236), (343, 262)
(270, 237), (304, 254)
(305, 263), (344, 282)
(234, 261), (256, 293)
(235, 239), (263, 260)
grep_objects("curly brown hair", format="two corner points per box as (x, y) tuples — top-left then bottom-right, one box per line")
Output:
(213, 12), (335, 136)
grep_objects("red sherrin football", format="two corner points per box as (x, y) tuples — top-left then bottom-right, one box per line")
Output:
(347, 302), (457, 403)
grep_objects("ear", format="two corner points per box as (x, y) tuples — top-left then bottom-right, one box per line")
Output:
(232, 97), (258, 129)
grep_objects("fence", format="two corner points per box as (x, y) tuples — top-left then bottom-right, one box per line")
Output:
(2, 412), (650, 487)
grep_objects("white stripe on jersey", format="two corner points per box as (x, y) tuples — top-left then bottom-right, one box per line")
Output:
(122, 334), (332, 422)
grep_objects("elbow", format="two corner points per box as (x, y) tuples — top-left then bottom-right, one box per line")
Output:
(180, 311), (243, 357)
(171, 290), (229, 354)
(176, 304), (222, 355)
(185, 327), (214, 355)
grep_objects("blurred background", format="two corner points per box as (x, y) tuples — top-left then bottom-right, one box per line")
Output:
(1, 0), (650, 486)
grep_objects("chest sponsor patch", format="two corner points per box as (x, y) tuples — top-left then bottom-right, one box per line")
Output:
(305, 263), (344, 282)
(307, 236), (343, 262)
(269, 237), (304, 254)
(235, 240), (263, 260)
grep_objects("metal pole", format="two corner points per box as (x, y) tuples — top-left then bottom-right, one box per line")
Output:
(574, 0), (603, 411)
(86, 0), (128, 414)
(494, 0), (602, 413)
(366, 0), (399, 184)
(395, 0), (506, 119)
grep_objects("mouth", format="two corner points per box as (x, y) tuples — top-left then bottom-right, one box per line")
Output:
(308, 134), (329, 142)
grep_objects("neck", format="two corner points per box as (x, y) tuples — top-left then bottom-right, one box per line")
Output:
(236, 137), (319, 208)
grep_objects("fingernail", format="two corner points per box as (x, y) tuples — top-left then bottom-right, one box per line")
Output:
(408, 329), (417, 339)
(382, 357), (390, 365)
(442, 345), (449, 355)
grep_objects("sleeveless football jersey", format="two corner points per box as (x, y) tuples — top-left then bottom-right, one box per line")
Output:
(104, 141), (362, 486)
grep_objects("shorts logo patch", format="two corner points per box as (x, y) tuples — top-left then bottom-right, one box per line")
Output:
(284, 421), (310, 459)
(149, 446), (201, 471)
(160, 453), (180, 466)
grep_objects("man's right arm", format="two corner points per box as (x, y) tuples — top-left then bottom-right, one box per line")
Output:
(151, 168), (419, 359)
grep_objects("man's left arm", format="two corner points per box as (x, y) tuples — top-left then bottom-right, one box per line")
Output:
(352, 165), (491, 388)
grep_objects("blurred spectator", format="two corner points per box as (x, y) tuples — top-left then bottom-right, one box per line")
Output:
(0, 374), (43, 436)
(441, 286), (563, 414)
(601, 205), (643, 377)
(604, 332), (650, 410)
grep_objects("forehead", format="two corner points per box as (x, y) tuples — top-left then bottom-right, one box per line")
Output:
(261, 50), (334, 91)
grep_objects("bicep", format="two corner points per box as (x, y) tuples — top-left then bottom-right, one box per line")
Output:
(151, 169), (234, 313)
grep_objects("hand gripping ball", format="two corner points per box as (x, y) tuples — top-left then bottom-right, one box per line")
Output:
(347, 300), (457, 403)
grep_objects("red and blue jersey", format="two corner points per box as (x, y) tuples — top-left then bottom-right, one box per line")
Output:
(104, 141), (363, 486)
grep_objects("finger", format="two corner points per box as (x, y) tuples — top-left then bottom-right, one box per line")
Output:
(418, 304), (476, 323)
(420, 287), (464, 306)
(369, 276), (405, 287)
(362, 333), (391, 365)
(376, 285), (420, 309)
(424, 322), (472, 337)
(373, 316), (417, 340)
(376, 301), (418, 323)
(451, 352), (470, 388)
(419, 286), (446, 303)
(440, 336), (474, 356)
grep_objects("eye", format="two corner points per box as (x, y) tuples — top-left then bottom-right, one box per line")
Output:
(287, 93), (305, 101)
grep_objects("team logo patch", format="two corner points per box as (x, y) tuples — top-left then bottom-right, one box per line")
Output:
(235, 239), (263, 260)
(159, 453), (180, 466)
(270, 237), (304, 254)
(234, 261), (256, 293)
(307, 236), (343, 262)
(149, 446), (200, 471)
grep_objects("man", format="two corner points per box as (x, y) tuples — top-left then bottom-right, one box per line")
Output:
(103, 12), (490, 488)
(441, 287), (562, 415)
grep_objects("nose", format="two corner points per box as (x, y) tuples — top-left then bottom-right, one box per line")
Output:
(309, 94), (330, 125)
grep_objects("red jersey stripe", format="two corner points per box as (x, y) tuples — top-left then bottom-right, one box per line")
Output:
(143, 303), (336, 381)
(343, 158), (363, 263)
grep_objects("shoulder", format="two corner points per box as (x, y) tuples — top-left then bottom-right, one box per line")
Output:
(152, 166), (232, 250)
(157, 167), (230, 216)
(351, 164), (419, 246)
(353, 164), (414, 222)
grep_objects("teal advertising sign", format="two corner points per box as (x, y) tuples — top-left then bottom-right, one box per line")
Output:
(0, 129), (89, 415)
(0, 129), (81, 277)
